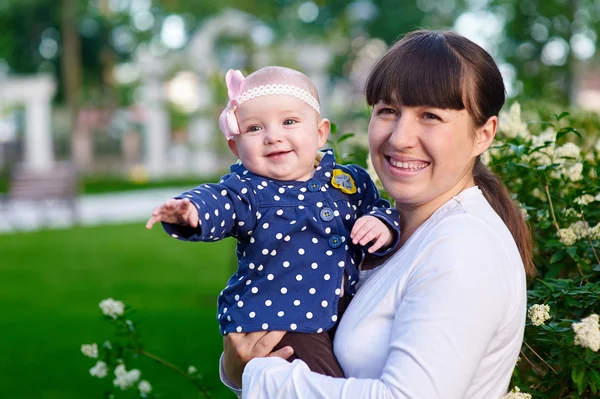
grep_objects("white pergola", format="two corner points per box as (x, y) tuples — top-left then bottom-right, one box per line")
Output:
(135, 8), (333, 177)
(0, 74), (57, 170)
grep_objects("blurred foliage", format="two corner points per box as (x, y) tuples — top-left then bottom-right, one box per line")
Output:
(5, 0), (596, 106)
(487, 103), (599, 397)
(493, 0), (600, 102)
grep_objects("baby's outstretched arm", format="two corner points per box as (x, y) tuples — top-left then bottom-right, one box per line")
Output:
(350, 215), (394, 253)
(145, 198), (199, 230)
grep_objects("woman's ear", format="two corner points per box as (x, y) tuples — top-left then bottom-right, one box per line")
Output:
(227, 139), (240, 158)
(317, 118), (331, 148)
(474, 115), (497, 156)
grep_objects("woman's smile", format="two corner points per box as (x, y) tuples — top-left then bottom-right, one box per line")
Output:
(387, 156), (430, 173)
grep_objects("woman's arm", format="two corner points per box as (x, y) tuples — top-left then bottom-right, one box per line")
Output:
(240, 217), (519, 398)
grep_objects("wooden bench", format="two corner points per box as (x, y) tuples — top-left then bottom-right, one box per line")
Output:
(4, 162), (78, 225)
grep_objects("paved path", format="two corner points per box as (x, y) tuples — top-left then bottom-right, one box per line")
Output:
(0, 187), (189, 234)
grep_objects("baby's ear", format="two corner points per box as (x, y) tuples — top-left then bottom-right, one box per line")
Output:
(317, 118), (330, 148)
(227, 139), (240, 158)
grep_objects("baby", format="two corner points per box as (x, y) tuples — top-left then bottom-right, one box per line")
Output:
(146, 66), (400, 377)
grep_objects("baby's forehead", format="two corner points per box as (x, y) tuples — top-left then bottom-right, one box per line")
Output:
(236, 94), (314, 115)
(243, 68), (318, 98)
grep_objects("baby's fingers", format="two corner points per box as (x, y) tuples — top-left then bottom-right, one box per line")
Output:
(367, 231), (389, 253)
(145, 215), (160, 230)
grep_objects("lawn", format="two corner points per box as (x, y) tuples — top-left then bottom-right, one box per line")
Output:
(0, 222), (238, 399)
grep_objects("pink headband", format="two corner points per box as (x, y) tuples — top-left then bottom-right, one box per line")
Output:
(218, 69), (321, 140)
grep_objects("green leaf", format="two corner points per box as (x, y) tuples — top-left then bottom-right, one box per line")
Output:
(589, 369), (600, 388)
(337, 133), (355, 143)
(554, 112), (570, 121)
(577, 373), (588, 395)
(566, 246), (578, 261)
(557, 127), (582, 140)
(330, 123), (338, 135)
(550, 250), (566, 264)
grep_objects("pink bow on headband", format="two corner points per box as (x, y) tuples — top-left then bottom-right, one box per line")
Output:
(218, 69), (246, 140)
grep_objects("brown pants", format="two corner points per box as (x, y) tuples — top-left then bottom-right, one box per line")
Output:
(272, 294), (351, 378)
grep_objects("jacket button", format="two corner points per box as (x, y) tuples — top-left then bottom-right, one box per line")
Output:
(320, 207), (334, 221)
(328, 234), (342, 248)
(307, 179), (321, 192)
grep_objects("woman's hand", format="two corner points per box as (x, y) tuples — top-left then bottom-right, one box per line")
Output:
(223, 331), (294, 388)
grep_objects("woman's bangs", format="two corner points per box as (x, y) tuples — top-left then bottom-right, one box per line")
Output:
(366, 35), (466, 110)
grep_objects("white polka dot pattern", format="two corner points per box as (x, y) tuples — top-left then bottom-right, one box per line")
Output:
(161, 150), (401, 335)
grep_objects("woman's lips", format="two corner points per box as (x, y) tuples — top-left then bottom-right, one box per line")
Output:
(388, 157), (430, 171)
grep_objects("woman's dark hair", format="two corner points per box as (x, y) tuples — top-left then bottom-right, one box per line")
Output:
(365, 30), (535, 279)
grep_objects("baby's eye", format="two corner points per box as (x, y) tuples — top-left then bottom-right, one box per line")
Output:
(283, 119), (297, 125)
(247, 125), (261, 132)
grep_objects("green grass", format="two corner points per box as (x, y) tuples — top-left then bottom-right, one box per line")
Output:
(0, 223), (239, 399)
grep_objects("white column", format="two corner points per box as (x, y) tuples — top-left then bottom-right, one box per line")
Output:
(0, 75), (56, 170)
(296, 43), (333, 115)
(135, 47), (170, 178)
(25, 98), (55, 169)
(143, 79), (169, 177)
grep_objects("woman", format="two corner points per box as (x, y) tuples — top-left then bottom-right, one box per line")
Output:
(221, 29), (535, 398)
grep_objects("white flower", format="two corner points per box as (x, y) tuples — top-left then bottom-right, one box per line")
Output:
(518, 203), (529, 221)
(527, 128), (556, 166)
(99, 298), (125, 319)
(113, 364), (141, 391)
(89, 360), (108, 378)
(499, 102), (529, 139)
(590, 223), (600, 240)
(503, 386), (532, 399)
(187, 365), (197, 374)
(558, 228), (577, 246)
(81, 343), (98, 358)
(531, 188), (546, 201)
(528, 304), (551, 326)
(572, 314), (600, 352)
(570, 221), (589, 239)
(554, 142), (580, 160)
(138, 380), (152, 394)
(565, 162), (583, 182)
(480, 150), (491, 166)
(574, 194), (595, 206)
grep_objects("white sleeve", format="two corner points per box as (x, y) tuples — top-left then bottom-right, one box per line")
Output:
(219, 354), (242, 398)
(242, 218), (510, 398)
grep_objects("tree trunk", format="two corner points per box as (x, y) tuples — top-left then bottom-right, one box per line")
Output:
(60, 0), (89, 170)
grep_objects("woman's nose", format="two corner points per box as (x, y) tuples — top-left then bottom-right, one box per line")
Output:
(389, 116), (418, 148)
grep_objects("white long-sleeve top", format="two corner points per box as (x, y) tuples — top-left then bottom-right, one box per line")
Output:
(238, 186), (527, 399)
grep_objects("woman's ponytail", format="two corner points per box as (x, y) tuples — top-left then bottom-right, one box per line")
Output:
(474, 157), (535, 279)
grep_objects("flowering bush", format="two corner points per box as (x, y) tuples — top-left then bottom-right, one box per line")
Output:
(81, 298), (211, 398)
(84, 103), (598, 398)
(489, 103), (600, 398)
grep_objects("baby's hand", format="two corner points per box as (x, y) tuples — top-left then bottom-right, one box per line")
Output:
(351, 215), (393, 253)
(145, 198), (199, 230)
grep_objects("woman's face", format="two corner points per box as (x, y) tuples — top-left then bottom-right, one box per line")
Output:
(368, 101), (491, 212)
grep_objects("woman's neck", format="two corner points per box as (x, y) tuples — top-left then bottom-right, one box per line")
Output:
(397, 179), (475, 246)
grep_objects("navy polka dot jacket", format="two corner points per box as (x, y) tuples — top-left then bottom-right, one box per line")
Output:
(163, 150), (400, 335)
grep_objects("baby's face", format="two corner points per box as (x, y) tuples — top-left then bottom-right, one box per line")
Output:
(229, 95), (329, 182)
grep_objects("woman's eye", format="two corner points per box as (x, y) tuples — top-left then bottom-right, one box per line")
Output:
(283, 119), (297, 125)
(377, 108), (397, 116)
(423, 112), (440, 120)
